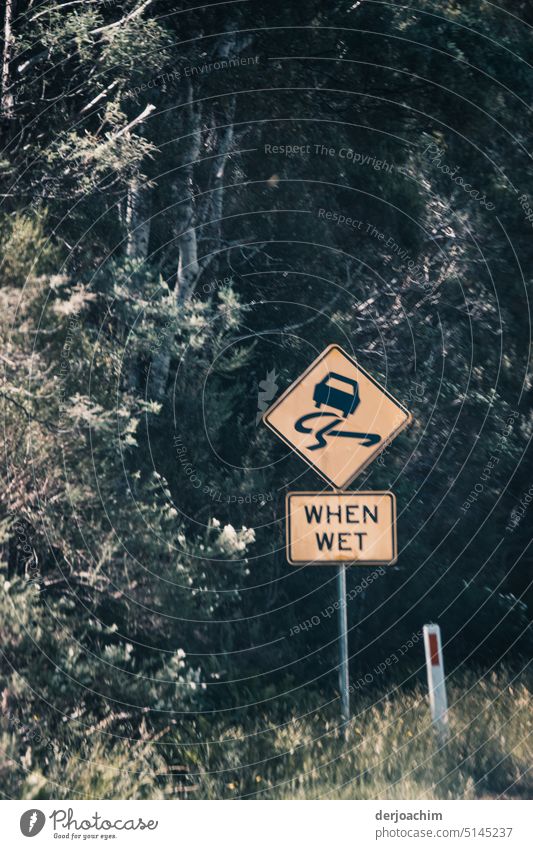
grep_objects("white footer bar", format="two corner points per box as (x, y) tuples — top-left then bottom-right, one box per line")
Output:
(2, 799), (530, 848)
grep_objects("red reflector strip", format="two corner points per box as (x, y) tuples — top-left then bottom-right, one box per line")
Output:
(429, 633), (440, 666)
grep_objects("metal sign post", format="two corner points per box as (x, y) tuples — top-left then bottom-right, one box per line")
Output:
(337, 564), (350, 724)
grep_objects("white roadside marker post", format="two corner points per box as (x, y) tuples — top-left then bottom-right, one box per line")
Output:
(423, 623), (449, 742)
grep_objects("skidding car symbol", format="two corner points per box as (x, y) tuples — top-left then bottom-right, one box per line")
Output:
(313, 372), (360, 418)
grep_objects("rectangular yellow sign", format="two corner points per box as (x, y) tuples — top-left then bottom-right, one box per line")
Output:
(286, 491), (397, 566)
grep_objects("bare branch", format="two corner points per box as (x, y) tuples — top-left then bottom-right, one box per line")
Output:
(0, 391), (59, 432)
(79, 79), (119, 115)
(31, 1), (100, 21)
(90, 0), (154, 35)
(105, 102), (156, 144)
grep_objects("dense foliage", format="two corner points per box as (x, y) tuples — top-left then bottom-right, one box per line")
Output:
(0, 0), (531, 798)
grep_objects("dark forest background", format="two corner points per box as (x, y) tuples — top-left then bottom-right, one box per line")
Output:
(0, 0), (531, 799)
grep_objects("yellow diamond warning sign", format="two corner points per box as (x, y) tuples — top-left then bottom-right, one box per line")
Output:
(286, 491), (397, 566)
(263, 344), (411, 489)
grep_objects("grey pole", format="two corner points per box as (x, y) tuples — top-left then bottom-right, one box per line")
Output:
(337, 564), (350, 724)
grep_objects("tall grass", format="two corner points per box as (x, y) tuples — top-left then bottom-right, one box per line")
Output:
(5, 668), (531, 800)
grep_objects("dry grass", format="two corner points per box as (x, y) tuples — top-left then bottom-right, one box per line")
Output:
(6, 668), (531, 800)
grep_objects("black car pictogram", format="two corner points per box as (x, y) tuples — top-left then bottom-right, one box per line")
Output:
(313, 372), (360, 418)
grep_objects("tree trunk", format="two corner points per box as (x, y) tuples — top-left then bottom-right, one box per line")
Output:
(126, 175), (151, 260)
(1, 0), (15, 119)
(211, 100), (235, 237)
(175, 78), (202, 303)
(176, 224), (200, 303)
(151, 41), (238, 398)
